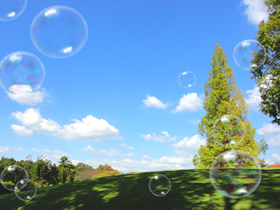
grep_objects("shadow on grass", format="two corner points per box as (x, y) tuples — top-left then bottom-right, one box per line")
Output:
(0, 169), (279, 210)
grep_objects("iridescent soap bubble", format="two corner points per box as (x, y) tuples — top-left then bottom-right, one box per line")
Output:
(233, 40), (266, 71)
(213, 115), (246, 147)
(178, 71), (196, 88)
(0, 0), (27, 21)
(0, 165), (28, 191)
(0, 51), (45, 95)
(210, 150), (262, 199)
(15, 179), (37, 201)
(149, 174), (171, 197)
(30, 5), (88, 58)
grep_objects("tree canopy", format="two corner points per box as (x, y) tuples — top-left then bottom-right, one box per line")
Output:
(250, 0), (280, 125)
(192, 42), (269, 169)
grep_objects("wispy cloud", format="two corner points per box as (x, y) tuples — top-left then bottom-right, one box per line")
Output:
(31, 148), (67, 159)
(11, 108), (122, 141)
(120, 144), (133, 150)
(81, 145), (135, 158)
(0, 146), (10, 153)
(186, 118), (201, 125)
(139, 131), (177, 143)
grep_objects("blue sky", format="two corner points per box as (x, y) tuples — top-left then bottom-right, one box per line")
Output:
(1, 0), (280, 173)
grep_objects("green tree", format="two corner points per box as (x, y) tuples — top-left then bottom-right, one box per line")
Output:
(192, 42), (269, 169)
(250, 0), (280, 125)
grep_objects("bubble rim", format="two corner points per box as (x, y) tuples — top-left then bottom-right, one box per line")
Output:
(178, 71), (197, 88)
(14, 178), (37, 201)
(148, 174), (171, 197)
(30, 5), (89, 59)
(209, 149), (262, 199)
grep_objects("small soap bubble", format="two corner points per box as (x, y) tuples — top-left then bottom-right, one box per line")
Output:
(210, 150), (262, 199)
(0, 51), (45, 95)
(149, 174), (171, 197)
(233, 40), (266, 71)
(212, 115), (246, 147)
(0, 0), (27, 21)
(0, 165), (28, 191)
(178, 71), (196, 88)
(15, 179), (37, 201)
(30, 5), (88, 58)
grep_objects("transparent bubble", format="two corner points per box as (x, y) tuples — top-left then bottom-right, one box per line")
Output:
(0, 51), (45, 95)
(210, 150), (262, 199)
(30, 5), (88, 59)
(149, 174), (171, 197)
(178, 71), (196, 88)
(213, 115), (246, 147)
(233, 40), (266, 71)
(15, 179), (37, 201)
(0, 165), (28, 191)
(0, 0), (27, 21)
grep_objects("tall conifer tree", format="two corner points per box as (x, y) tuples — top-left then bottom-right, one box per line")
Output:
(192, 42), (269, 169)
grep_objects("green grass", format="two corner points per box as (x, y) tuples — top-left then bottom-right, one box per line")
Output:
(0, 169), (279, 210)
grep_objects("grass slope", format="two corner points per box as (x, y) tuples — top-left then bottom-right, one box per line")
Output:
(0, 169), (279, 210)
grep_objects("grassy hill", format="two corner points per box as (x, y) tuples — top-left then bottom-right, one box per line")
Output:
(0, 169), (279, 210)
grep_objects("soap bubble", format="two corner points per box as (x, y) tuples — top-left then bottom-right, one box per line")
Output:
(210, 150), (262, 199)
(15, 179), (37, 201)
(233, 40), (266, 71)
(30, 5), (88, 58)
(0, 0), (27, 21)
(178, 71), (196, 88)
(213, 115), (246, 147)
(149, 174), (171, 197)
(1, 165), (28, 191)
(0, 51), (45, 95)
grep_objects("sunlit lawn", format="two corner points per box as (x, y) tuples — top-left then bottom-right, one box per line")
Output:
(0, 169), (279, 210)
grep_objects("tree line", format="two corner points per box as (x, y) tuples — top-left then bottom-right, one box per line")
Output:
(0, 155), (136, 195)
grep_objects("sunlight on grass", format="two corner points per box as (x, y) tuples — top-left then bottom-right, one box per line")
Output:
(92, 181), (120, 203)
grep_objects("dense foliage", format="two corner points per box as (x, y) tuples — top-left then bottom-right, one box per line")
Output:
(192, 42), (269, 169)
(250, 0), (280, 125)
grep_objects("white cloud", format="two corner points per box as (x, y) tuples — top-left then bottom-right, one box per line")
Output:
(31, 148), (67, 159)
(139, 131), (177, 143)
(100, 149), (123, 157)
(0, 146), (10, 153)
(142, 95), (170, 109)
(241, 0), (269, 25)
(15, 147), (25, 152)
(245, 86), (261, 111)
(264, 153), (280, 166)
(81, 145), (95, 152)
(186, 118), (201, 125)
(257, 123), (280, 136)
(143, 155), (151, 160)
(81, 145), (132, 158)
(171, 93), (203, 113)
(8, 88), (47, 106)
(11, 108), (121, 141)
(11, 124), (33, 136)
(172, 135), (206, 155)
(120, 144), (133, 150)
(125, 153), (135, 157)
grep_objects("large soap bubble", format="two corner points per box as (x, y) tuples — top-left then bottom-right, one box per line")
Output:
(15, 179), (37, 201)
(30, 5), (88, 58)
(178, 71), (197, 88)
(1, 165), (28, 191)
(0, 51), (45, 95)
(148, 174), (171, 197)
(213, 115), (246, 147)
(233, 40), (266, 71)
(210, 150), (262, 199)
(0, 0), (27, 21)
